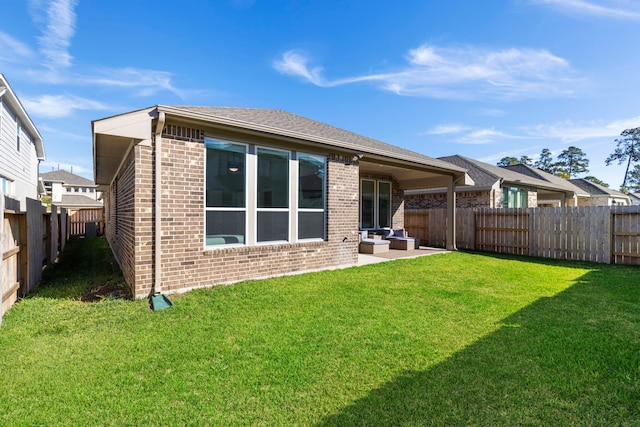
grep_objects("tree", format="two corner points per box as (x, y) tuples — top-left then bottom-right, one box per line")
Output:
(583, 176), (609, 188)
(605, 127), (640, 189)
(534, 148), (554, 173)
(497, 156), (519, 167)
(626, 164), (640, 192)
(520, 155), (533, 166)
(557, 146), (589, 177)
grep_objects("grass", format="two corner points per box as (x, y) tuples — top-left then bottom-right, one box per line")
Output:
(0, 237), (638, 426)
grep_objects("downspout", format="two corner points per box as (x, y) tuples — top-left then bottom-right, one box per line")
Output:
(155, 112), (165, 294)
(150, 112), (173, 310)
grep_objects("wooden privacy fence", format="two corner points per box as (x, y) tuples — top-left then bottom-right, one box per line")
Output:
(69, 208), (104, 236)
(405, 205), (640, 266)
(1, 196), (69, 322)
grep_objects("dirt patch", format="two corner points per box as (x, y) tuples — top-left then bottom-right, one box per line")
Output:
(81, 284), (131, 303)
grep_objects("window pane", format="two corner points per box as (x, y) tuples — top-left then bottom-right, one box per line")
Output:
(361, 180), (375, 229)
(206, 139), (246, 208)
(298, 211), (324, 239)
(299, 154), (325, 209)
(257, 211), (288, 242)
(206, 210), (245, 245)
(258, 148), (289, 208)
(378, 181), (391, 228)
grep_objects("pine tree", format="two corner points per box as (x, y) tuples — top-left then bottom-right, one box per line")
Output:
(605, 127), (640, 190)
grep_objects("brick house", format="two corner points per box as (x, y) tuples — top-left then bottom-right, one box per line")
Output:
(568, 178), (631, 206)
(406, 155), (587, 209)
(92, 106), (471, 298)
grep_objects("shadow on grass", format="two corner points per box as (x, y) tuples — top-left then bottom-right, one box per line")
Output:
(33, 237), (131, 300)
(319, 264), (640, 426)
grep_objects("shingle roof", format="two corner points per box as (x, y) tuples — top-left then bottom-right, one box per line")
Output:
(160, 106), (466, 173)
(438, 155), (578, 193)
(504, 164), (589, 196)
(40, 170), (96, 186)
(438, 155), (502, 188)
(59, 195), (103, 207)
(569, 178), (629, 197)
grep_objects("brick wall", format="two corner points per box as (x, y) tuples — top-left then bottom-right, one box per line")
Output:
(116, 130), (361, 298)
(104, 146), (137, 292)
(406, 190), (494, 209)
(406, 188), (539, 209)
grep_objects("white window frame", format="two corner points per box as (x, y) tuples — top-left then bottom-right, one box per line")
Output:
(255, 146), (290, 245)
(297, 153), (326, 241)
(204, 139), (249, 248)
(204, 138), (327, 248)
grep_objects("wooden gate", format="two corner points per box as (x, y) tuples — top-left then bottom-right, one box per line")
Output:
(612, 205), (640, 266)
(69, 208), (104, 236)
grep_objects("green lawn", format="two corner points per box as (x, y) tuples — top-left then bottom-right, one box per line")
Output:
(0, 237), (638, 426)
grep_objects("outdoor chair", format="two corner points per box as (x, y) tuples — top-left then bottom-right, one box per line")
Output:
(359, 230), (390, 254)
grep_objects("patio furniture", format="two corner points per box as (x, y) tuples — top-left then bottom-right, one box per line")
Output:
(386, 229), (419, 250)
(359, 230), (390, 254)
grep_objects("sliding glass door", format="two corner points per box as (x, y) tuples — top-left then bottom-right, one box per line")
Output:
(360, 179), (392, 229)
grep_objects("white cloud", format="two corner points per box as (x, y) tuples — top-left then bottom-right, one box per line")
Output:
(522, 116), (640, 142)
(0, 32), (35, 62)
(532, 0), (640, 20)
(459, 128), (515, 144)
(21, 94), (109, 118)
(423, 124), (471, 135)
(35, 0), (78, 70)
(274, 44), (583, 100)
(83, 67), (185, 98)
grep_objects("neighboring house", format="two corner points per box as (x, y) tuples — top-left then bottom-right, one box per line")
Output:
(569, 178), (631, 206)
(39, 169), (103, 210)
(502, 163), (590, 207)
(405, 155), (585, 209)
(0, 74), (46, 211)
(93, 106), (472, 298)
(629, 192), (640, 206)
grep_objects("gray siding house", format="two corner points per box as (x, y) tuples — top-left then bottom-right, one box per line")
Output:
(0, 74), (45, 210)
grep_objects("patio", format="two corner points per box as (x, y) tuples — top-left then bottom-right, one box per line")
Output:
(358, 246), (450, 265)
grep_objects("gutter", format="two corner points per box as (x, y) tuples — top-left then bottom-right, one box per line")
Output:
(156, 105), (468, 177)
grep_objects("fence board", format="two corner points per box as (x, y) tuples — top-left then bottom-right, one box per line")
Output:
(50, 205), (59, 263)
(405, 205), (640, 265)
(26, 198), (45, 294)
(69, 208), (104, 236)
(1, 197), (69, 317)
(612, 205), (640, 265)
(0, 192), (4, 323)
(1, 212), (21, 314)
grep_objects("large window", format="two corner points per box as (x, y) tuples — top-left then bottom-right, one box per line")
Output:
(205, 139), (247, 246)
(502, 186), (528, 208)
(298, 154), (325, 240)
(205, 137), (326, 247)
(360, 179), (392, 229)
(257, 147), (289, 242)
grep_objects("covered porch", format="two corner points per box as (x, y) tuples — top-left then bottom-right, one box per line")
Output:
(357, 155), (473, 251)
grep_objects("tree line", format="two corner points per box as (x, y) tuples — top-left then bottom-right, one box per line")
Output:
(496, 126), (640, 192)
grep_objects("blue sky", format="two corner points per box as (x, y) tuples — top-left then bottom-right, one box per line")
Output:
(2, 0), (640, 188)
